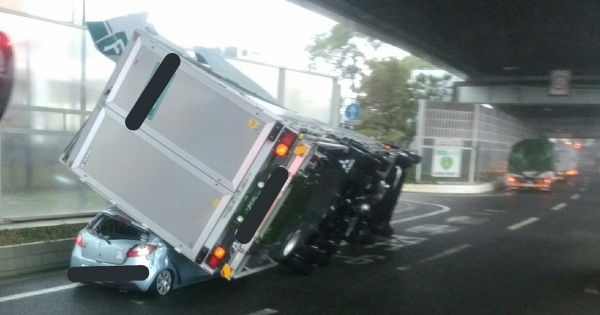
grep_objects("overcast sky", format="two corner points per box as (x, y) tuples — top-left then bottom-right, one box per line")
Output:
(84, 0), (410, 69)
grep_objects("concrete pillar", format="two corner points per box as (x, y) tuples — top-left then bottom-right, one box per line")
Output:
(415, 99), (427, 182)
(277, 68), (286, 106)
(330, 79), (341, 127)
(469, 104), (480, 183)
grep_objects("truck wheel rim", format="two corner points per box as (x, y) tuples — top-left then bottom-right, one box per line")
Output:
(283, 230), (302, 257)
(156, 270), (172, 295)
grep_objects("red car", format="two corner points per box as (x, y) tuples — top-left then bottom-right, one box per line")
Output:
(0, 30), (14, 120)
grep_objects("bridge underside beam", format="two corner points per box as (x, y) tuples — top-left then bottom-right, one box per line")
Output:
(455, 85), (600, 105)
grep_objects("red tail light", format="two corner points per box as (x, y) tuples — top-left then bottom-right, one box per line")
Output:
(207, 256), (220, 269)
(280, 133), (294, 146)
(507, 177), (516, 183)
(206, 246), (226, 269)
(114, 215), (131, 224)
(274, 132), (296, 157)
(127, 244), (157, 257)
(543, 178), (552, 184)
(75, 233), (83, 247)
(0, 32), (10, 47)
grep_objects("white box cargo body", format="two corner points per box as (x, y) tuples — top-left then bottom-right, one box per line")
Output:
(554, 142), (579, 175)
(60, 30), (300, 273)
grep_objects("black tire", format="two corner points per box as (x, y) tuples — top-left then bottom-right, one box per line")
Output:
(149, 269), (174, 296)
(317, 256), (331, 267)
(294, 244), (326, 263)
(279, 229), (305, 261)
(284, 255), (314, 276)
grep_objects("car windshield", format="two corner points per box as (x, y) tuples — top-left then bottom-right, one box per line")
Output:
(88, 213), (146, 241)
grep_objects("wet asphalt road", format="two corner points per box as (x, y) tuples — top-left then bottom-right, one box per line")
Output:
(2, 168), (600, 314)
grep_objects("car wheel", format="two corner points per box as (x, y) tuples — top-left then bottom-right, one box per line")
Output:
(149, 269), (173, 296)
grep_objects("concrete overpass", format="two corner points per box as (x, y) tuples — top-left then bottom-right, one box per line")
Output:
(287, 0), (600, 139)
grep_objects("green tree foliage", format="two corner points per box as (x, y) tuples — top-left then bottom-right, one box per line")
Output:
(306, 24), (381, 92)
(306, 24), (454, 147)
(407, 72), (453, 101)
(356, 58), (454, 146)
(355, 58), (414, 146)
(398, 55), (437, 70)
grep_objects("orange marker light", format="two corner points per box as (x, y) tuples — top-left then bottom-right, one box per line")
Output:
(508, 177), (516, 183)
(275, 144), (289, 157)
(294, 144), (307, 156)
(213, 247), (226, 260)
(221, 264), (232, 279)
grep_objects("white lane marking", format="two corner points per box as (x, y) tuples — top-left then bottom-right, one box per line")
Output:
(552, 203), (567, 211)
(246, 308), (279, 315)
(396, 244), (472, 271)
(363, 235), (428, 251)
(0, 283), (84, 303)
(446, 216), (488, 225)
(405, 224), (462, 235)
(472, 212), (494, 216)
(584, 286), (600, 295)
(484, 209), (506, 213)
(393, 202), (417, 213)
(507, 217), (540, 230)
(391, 200), (450, 225)
(571, 194), (580, 200)
(403, 192), (511, 198)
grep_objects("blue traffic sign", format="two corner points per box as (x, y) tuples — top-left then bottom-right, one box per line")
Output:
(345, 103), (361, 120)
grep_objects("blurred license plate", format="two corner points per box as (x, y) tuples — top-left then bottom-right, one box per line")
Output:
(524, 183), (534, 187)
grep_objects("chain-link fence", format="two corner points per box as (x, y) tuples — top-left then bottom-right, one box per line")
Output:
(413, 101), (538, 183)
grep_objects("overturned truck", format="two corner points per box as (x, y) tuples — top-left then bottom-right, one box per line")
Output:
(60, 30), (420, 279)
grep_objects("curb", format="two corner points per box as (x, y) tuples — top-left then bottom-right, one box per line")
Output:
(0, 238), (74, 279)
(403, 180), (505, 194)
(0, 217), (93, 230)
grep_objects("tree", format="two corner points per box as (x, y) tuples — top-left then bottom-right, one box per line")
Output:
(407, 72), (453, 102)
(306, 24), (455, 147)
(355, 58), (414, 146)
(306, 24), (381, 93)
(398, 55), (437, 71)
(355, 57), (454, 147)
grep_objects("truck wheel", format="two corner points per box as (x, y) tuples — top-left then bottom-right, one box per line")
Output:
(284, 255), (313, 276)
(281, 229), (304, 259)
(294, 244), (326, 263)
(316, 240), (339, 267)
(317, 256), (331, 267)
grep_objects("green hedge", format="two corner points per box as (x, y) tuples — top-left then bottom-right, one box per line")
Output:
(0, 223), (87, 246)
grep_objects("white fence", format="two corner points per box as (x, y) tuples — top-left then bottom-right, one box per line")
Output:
(413, 100), (539, 183)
